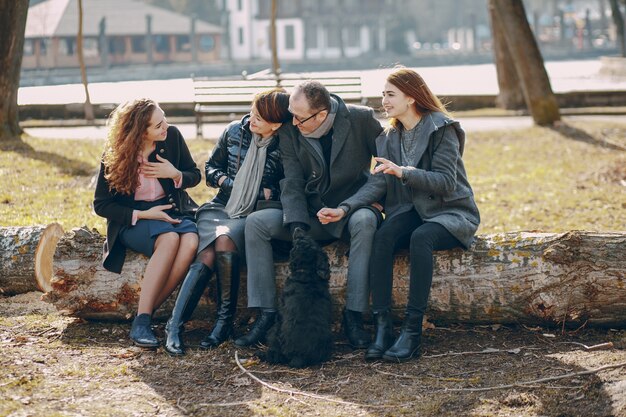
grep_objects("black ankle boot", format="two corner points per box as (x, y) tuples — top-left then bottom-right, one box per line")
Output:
(342, 309), (371, 349)
(130, 313), (159, 348)
(382, 314), (423, 362)
(365, 310), (394, 361)
(200, 252), (240, 349)
(164, 262), (212, 355)
(234, 311), (276, 347)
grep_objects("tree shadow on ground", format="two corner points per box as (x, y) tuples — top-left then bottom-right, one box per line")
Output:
(0, 138), (94, 176)
(56, 320), (624, 417)
(551, 122), (626, 151)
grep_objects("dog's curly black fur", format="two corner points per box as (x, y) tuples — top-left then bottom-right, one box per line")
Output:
(262, 228), (333, 368)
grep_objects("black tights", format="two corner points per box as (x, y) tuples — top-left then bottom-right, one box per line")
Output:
(369, 210), (460, 316)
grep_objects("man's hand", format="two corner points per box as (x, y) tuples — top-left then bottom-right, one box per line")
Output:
(317, 207), (346, 225)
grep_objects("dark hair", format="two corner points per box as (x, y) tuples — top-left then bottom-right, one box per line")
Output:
(252, 87), (292, 123)
(386, 67), (448, 129)
(293, 80), (331, 112)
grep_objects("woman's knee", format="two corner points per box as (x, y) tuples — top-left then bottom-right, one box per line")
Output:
(179, 233), (199, 254)
(215, 235), (237, 252)
(155, 232), (180, 250)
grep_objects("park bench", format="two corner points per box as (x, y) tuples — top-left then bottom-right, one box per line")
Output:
(193, 71), (366, 139)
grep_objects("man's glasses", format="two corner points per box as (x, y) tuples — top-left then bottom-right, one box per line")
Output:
(291, 109), (325, 126)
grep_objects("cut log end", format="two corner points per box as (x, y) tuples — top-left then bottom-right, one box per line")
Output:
(34, 223), (64, 293)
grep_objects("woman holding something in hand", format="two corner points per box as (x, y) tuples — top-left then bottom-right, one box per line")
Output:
(94, 98), (201, 348)
(164, 88), (291, 355)
(319, 67), (480, 362)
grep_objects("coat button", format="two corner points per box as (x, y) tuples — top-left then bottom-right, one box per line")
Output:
(428, 195), (434, 200)
(174, 208), (180, 212)
(168, 198), (174, 203)
(160, 149), (165, 153)
(171, 203), (177, 208)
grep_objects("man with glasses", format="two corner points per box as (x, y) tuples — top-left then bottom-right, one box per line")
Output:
(235, 80), (383, 349)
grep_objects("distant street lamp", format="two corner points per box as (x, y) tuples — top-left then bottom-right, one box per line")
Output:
(270, 0), (281, 85)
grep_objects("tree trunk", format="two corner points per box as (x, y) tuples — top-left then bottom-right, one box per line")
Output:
(610, 0), (626, 57)
(492, 0), (561, 125)
(0, 0), (29, 143)
(39, 228), (626, 327)
(77, 0), (95, 123)
(0, 224), (65, 295)
(488, 0), (525, 110)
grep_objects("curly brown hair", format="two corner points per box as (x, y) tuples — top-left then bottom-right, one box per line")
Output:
(102, 98), (157, 195)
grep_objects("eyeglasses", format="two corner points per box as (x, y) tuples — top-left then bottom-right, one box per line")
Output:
(290, 109), (325, 126)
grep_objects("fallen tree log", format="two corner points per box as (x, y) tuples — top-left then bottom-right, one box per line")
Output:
(0, 224), (64, 295)
(38, 227), (626, 327)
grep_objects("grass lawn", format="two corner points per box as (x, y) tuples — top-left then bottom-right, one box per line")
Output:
(1, 120), (624, 234)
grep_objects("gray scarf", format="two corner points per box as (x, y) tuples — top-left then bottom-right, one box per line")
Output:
(302, 97), (338, 139)
(225, 133), (274, 218)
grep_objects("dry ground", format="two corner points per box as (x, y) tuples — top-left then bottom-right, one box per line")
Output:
(1, 292), (626, 417)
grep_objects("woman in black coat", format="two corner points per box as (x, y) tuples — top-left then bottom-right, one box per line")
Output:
(94, 98), (201, 348)
(164, 88), (291, 355)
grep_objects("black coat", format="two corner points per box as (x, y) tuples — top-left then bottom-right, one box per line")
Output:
(205, 115), (283, 206)
(94, 126), (201, 273)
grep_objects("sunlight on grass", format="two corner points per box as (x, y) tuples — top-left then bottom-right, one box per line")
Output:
(2, 122), (624, 234)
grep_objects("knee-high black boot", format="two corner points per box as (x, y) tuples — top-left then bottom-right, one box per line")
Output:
(200, 252), (240, 349)
(382, 314), (423, 363)
(164, 262), (212, 356)
(364, 310), (394, 361)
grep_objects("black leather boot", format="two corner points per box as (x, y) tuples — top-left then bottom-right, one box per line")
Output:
(233, 311), (276, 347)
(130, 313), (159, 348)
(164, 262), (212, 355)
(365, 310), (395, 361)
(200, 252), (240, 349)
(382, 314), (423, 363)
(342, 309), (371, 349)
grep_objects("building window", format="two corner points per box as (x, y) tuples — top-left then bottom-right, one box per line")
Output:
(237, 0), (243, 11)
(346, 25), (360, 47)
(284, 25), (295, 50)
(199, 35), (215, 52)
(154, 35), (170, 53)
(59, 38), (75, 55)
(176, 35), (191, 52)
(39, 39), (49, 56)
(109, 37), (126, 55)
(306, 24), (318, 49)
(327, 26), (340, 48)
(83, 38), (99, 57)
(23, 39), (35, 56)
(131, 36), (146, 53)
(238, 27), (244, 45)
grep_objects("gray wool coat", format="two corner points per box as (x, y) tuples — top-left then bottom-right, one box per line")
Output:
(278, 94), (383, 238)
(340, 112), (480, 248)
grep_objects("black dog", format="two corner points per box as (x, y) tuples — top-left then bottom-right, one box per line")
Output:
(262, 228), (333, 368)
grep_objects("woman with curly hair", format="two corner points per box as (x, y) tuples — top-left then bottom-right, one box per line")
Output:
(164, 88), (291, 355)
(94, 98), (201, 348)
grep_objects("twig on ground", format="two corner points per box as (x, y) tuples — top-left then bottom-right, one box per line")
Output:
(436, 361), (626, 393)
(557, 341), (614, 351)
(423, 347), (524, 358)
(234, 351), (393, 408)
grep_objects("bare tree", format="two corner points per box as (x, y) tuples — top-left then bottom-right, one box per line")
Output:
(270, 0), (281, 84)
(491, 0), (560, 126)
(488, 0), (525, 110)
(609, 0), (626, 57)
(0, 0), (29, 143)
(77, 0), (95, 123)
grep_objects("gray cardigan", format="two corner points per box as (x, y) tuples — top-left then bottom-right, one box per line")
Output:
(278, 94), (383, 238)
(340, 112), (480, 248)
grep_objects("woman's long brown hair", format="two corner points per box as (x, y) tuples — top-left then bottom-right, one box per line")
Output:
(102, 98), (157, 195)
(386, 67), (449, 130)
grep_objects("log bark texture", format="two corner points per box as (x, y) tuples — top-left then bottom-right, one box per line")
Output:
(0, 224), (64, 295)
(40, 227), (626, 327)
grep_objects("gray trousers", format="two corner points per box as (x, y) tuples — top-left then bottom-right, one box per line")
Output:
(244, 207), (378, 312)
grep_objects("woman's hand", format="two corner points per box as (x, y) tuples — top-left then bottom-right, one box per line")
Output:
(372, 157), (402, 178)
(263, 188), (272, 200)
(138, 204), (181, 224)
(317, 207), (346, 225)
(142, 154), (182, 180)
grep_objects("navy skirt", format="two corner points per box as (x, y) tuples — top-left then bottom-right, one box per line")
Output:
(118, 198), (197, 257)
